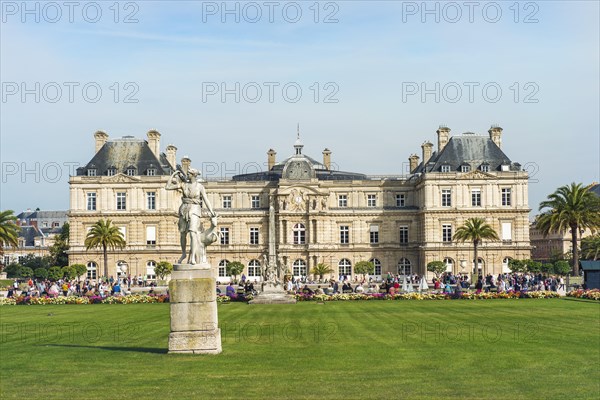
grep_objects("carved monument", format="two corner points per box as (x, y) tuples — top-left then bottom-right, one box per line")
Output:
(165, 159), (222, 354)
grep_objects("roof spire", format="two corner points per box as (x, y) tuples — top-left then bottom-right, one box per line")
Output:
(294, 123), (303, 155)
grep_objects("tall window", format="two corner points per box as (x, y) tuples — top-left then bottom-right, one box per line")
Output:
(338, 194), (348, 207)
(501, 188), (512, 206)
(86, 192), (96, 211)
(146, 261), (156, 280)
(218, 260), (229, 278)
(399, 226), (409, 244)
(339, 225), (349, 244)
(367, 194), (377, 207)
(502, 257), (511, 273)
(249, 227), (259, 245)
(443, 257), (454, 272)
(86, 262), (97, 279)
(370, 258), (382, 276)
(442, 224), (452, 242)
(147, 192), (156, 210)
(370, 225), (379, 244)
(293, 259), (307, 277)
(441, 189), (452, 207)
(248, 260), (261, 277)
(397, 258), (411, 275)
(338, 259), (352, 276)
(251, 195), (260, 209)
(222, 195), (232, 209)
(220, 227), (230, 245)
(471, 188), (481, 207)
(501, 222), (512, 242)
(293, 223), (306, 244)
(118, 227), (126, 241)
(146, 226), (156, 245)
(116, 192), (126, 210)
(395, 193), (406, 207)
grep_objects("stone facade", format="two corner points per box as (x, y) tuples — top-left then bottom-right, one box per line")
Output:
(68, 126), (531, 281)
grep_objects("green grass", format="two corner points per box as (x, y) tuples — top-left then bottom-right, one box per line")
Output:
(1, 299), (598, 399)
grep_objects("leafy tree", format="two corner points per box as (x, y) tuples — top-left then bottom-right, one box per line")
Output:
(155, 261), (173, 281)
(540, 263), (554, 274)
(553, 260), (571, 276)
(225, 261), (245, 282)
(453, 217), (499, 277)
(61, 266), (76, 280)
(19, 267), (33, 278)
(508, 259), (527, 273)
(354, 261), (375, 280)
(427, 261), (447, 279)
(34, 267), (48, 279)
(71, 264), (87, 279)
(310, 263), (334, 280)
(537, 183), (600, 276)
(581, 234), (600, 260)
(5, 263), (21, 278)
(21, 254), (52, 270)
(50, 223), (70, 267)
(84, 219), (126, 278)
(0, 210), (19, 262)
(47, 266), (62, 281)
(526, 260), (542, 273)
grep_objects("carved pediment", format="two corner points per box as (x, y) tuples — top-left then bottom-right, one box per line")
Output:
(460, 170), (495, 180)
(104, 173), (141, 183)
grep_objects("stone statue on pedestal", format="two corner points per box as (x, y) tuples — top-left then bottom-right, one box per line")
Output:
(166, 167), (217, 265)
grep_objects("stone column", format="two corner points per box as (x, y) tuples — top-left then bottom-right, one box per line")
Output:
(168, 263), (222, 354)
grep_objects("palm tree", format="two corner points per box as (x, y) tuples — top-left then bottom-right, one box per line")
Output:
(453, 217), (499, 279)
(0, 210), (19, 264)
(84, 219), (126, 279)
(581, 234), (600, 260)
(537, 183), (600, 276)
(310, 263), (334, 281)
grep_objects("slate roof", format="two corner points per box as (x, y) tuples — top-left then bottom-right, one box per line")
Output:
(76, 136), (173, 176)
(415, 134), (520, 173)
(588, 183), (600, 197)
(19, 226), (42, 247)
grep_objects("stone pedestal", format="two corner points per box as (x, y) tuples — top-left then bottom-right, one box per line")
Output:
(168, 263), (222, 354)
(249, 282), (297, 304)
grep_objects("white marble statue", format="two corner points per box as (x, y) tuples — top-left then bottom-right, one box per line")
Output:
(166, 167), (217, 264)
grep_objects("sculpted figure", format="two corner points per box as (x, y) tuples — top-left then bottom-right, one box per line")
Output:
(166, 167), (217, 264)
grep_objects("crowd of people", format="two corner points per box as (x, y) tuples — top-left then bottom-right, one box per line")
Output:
(5, 275), (157, 299)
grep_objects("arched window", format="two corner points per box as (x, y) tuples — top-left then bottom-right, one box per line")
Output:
(293, 223), (306, 244)
(218, 260), (229, 278)
(293, 259), (307, 277)
(338, 259), (352, 276)
(397, 258), (411, 275)
(116, 260), (128, 277)
(369, 258), (382, 276)
(86, 262), (97, 279)
(248, 259), (261, 277)
(146, 261), (156, 280)
(443, 257), (454, 272)
(502, 257), (511, 273)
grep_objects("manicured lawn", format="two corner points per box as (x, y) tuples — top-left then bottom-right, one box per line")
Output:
(1, 299), (598, 399)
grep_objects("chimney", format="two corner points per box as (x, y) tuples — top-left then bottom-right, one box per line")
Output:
(437, 125), (451, 152)
(409, 154), (420, 173)
(166, 144), (177, 169)
(322, 148), (332, 170)
(94, 130), (108, 153)
(421, 141), (433, 165)
(489, 125), (503, 148)
(267, 149), (277, 171)
(147, 129), (161, 157)
(181, 156), (191, 176)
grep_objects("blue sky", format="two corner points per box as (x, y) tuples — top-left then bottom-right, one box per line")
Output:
(1, 1), (599, 215)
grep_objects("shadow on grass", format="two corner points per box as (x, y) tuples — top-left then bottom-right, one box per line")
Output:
(42, 344), (168, 354)
(559, 297), (600, 304)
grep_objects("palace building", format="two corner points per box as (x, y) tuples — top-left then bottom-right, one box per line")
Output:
(68, 126), (531, 281)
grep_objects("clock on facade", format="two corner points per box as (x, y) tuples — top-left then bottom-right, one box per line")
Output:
(286, 161), (311, 180)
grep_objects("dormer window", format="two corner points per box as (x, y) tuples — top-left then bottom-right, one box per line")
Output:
(480, 163), (490, 172)
(501, 164), (510, 172)
(461, 164), (471, 173)
(107, 166), (117, 176)
(126, 166), (136, 176)
(441, 165), (451, 173)
(147, 168), (156, 176)
(87, 168), (97, 176)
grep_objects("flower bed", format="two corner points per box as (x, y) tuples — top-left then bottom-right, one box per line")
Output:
(294, 291), (562, 301)
(566, 289), (600, 300)
(0, 293), (254, 306)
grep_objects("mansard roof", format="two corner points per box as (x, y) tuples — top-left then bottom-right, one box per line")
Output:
(588, 183), (600, 197)
(416, 134), (520, 173)
(76, 136), (173, 176)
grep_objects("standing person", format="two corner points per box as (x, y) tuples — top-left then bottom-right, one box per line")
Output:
(559, 276), (565, 291)
(166, 167), (217, 265)
(475, 278), (483, 294)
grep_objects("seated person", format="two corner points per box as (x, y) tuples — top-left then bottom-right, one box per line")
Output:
(226, 283), (235, 297)
(342, 282), (353, 293)
(236, 283), (245, 295)
(314, 285), (324, 295)
(354, 284), (364, 293)
(302, 285), (314, 294)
